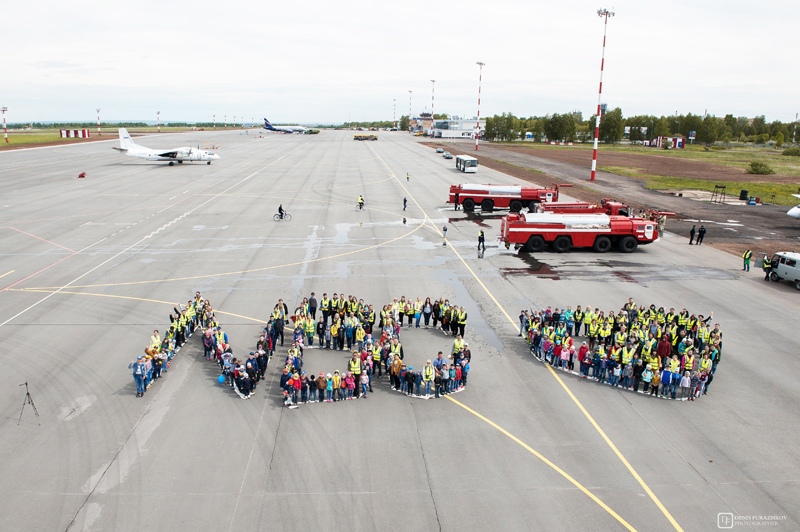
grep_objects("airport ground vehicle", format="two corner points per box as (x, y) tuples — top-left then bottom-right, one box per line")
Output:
(500, 211), (658, 253)
(354, 133), (378, 141)
(273, 212), (292, 222)
(436, 148), (444, 153)
(447, 183), (570, 213)
(768, 251), (800, 290)
(455, 154), (478, 172)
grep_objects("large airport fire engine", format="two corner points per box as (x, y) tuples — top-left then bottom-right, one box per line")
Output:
(447, 183), (571, 212)
(500, 210), (659, 253)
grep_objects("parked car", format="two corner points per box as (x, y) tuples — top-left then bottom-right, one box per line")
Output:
(443, 152), (453, 159)
(435, 148), (444, 153)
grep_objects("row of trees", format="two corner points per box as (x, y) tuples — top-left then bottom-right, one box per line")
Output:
(483, 111), (800, 146)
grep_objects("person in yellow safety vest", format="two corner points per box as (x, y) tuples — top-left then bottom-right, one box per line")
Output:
(414, 298), (423, 328)
(699, 353), (712, 373)
(371, 343), (383, 376)
(599, 323), (611, 346)
(338, 295), (347, 316)
(423, 360), (435, 396)
(649, 353), (661, 371)
(304, 317), (315, 346)
(682, 350), (695, 372)
(666, 309), (676, 325)
(355, 324), (365, 349)
(215, 329), (225, 349)
(657, 308), (666, 325)
(330, 293), (339, 314)
(452, 334), (465, 355)
(621, 343), (635, 366)
(588, 320), (599, 350)
(150, 330), (161, 350)
(573, 306), (584, 332)
(348, 353), (362, 397)
(614, 328), (627, 347)
(604, 344), (617, 363)
(677, 309), (689, 330)
(390, 338), (403, 360)
(669, 355), (680, 373)
(582, 306), (595, 336)
(457, 307), (467, 337)
(742, 248), (753, 271)
(320, 293), (330, 322)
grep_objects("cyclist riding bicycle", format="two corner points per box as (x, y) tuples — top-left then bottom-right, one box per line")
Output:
(357, 195), (365, 210)
(278, 203), (285, 220)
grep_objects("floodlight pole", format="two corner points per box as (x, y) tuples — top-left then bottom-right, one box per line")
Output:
(96, 108), (101, 136)
(224, 115), (227, 129)
(393, 99), (396, 129)
(408, 91), (412, 131)
(430, 79), (436, 137)
(1, 107), (8, 143)
(157, 110), (161, 133)
(213, 114), (216, 130)
(475, 62), (484, 151)
(590, 8), (614, 181)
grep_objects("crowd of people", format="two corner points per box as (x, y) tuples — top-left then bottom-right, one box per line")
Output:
(520, 298), (721, 401)
(128, 291), (216, 397)
(262, 293), (474, 407)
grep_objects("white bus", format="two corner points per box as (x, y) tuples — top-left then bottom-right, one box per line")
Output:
(455, 155), (478, 173)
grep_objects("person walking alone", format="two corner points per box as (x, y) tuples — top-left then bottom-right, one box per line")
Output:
(403, 197), (407, 211)
(742, 249), (752, 271)
(478, 230), (485, 253)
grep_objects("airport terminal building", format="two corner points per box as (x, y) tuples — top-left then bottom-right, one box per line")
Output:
(431, 117), (485, 139)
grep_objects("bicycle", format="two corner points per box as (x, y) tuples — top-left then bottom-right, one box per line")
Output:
(356, 202), (366, 212)
(273, 212), (292, 222)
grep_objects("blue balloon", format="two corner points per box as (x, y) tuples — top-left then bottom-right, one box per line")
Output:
(217, 375), (226, 384)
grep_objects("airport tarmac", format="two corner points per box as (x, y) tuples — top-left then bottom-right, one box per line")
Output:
(1, 130), (798, 531)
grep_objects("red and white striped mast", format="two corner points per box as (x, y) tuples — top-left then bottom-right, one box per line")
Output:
(590, 8), (614, 181)
(96, 108), (101, 136)
(475, 61), (484, 151)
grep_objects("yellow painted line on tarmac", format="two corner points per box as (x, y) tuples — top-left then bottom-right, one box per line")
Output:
(0, 270), (14, 280)
(446, 396), (636, 531)
(367, 143), (683, 532)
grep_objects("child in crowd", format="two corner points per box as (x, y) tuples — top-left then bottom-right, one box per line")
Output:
(360, 371), (369, 398)
(680, 371), (692, 400)
(308, 374), (317, 402)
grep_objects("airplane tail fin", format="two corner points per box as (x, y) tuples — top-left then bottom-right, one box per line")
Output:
(263, 118), (275, 130)
(116, 128), (137, 152)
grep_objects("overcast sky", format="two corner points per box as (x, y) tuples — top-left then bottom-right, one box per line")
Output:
(4, 0), (799, 124)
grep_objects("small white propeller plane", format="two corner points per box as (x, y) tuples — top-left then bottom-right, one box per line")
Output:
(787, 195), (800, 219)
(113, 128), (220, 165)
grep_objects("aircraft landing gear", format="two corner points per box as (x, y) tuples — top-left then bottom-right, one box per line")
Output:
(168, 161), (174, 166)
(207, 161), (211, 165)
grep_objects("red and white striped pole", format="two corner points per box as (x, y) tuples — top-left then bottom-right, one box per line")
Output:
(96, 108), (101, 136)
(475, 61), (484, 151)
(1, 107), (8, 143)
(590, 8), (614, 181)
(157, 110), (161, 133)
(430, 79), (435, 137)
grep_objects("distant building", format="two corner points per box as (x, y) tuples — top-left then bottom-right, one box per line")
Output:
(431, 117), (486, 139)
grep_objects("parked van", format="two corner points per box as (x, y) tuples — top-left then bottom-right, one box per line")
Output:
(769, 251), (800, 290)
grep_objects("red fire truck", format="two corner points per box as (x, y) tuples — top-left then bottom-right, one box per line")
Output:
(500, 211), (659, 253)
(539, 198), (630, 215)
(448, 183), (571, 212)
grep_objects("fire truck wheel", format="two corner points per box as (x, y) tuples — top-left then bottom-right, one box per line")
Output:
(509, 200), (523, 213)
(481, 199), (494, 212)
(553, 236), (571, 253)
(462, 199), (475, 212)
(592, 236), (612, 253)
(526, 235), (546, 253)
(618, 236), (638, 253)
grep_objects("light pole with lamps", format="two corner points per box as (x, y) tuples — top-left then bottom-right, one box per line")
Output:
(96, 108), (101, 136)
(590, 8), (614, 181)
(213, 114), (216, 130)
(1, 107), (8, 143)
(393, 99), (396, 129)
(475, 62), (485, 151)
(157, 111), (161, 133)
(430, 79), (436, 137)
(408, 91), (412, 132)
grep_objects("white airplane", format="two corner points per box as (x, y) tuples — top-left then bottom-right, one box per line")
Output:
(263, 118), (306, 134)
(113, 128), (220, 165)
(788, 194), (800, 219)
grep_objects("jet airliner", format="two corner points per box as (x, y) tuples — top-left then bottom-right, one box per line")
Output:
(263, 118), (306, 134)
